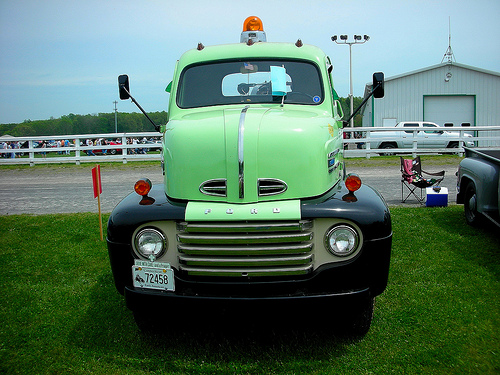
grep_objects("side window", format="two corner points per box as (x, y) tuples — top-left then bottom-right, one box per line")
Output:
(403, 123), (419, 134)
(423, 123), (442, 134)
(326, 56), (341, 119)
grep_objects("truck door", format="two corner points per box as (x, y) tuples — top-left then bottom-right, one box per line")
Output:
(422, 123), (446, 148)
(401, 123), (424, 148)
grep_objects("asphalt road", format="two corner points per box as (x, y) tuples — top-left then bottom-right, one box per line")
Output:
(0, 160), (461, 215)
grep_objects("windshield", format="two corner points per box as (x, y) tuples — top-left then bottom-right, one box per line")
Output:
(177, 60), (323, 108)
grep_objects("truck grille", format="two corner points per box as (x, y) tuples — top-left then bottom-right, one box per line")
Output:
(176, 220), (314, 277)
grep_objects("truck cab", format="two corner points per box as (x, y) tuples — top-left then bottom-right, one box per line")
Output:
(107, 17), (392, 335)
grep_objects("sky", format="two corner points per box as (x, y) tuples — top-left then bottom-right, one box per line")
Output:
(0, 0), (499, 124)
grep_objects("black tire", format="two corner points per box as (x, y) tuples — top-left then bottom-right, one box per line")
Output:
(464, 181), (481, 226)
(336, 297), (375, 338)
(133, 310), (160, 332)
(379, 144), (396, 156)
(445, 142), (459, 155)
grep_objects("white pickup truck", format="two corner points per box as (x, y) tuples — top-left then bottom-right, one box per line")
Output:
(366, 122), (474, 154)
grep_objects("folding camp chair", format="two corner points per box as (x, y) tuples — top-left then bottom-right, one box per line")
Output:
(400, 156), (445, 204)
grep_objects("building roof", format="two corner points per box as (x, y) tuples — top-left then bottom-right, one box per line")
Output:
(386, 62), (499, 82)
(364, 62), (500, 96)
(360, 62), (500, 115)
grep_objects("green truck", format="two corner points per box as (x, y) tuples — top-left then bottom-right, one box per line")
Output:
(107, 17), (392, 335)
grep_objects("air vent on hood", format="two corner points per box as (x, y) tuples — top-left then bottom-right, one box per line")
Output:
(199, 179), (227, 197)
(258, 179), (288, 196)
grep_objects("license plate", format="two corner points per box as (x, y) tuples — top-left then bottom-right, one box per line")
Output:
(132, 261), (175, 291)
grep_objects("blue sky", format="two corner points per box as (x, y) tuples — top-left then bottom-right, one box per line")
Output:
(1, 0), (499, 124)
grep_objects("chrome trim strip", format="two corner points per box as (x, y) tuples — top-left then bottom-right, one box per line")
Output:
(328, 149), (340, 159)
(199, 178), (227, 197)
(329, 161), (341, 174)
(178, 220), (312, 233)
(238, 106), (249, 199)
(258, 178), (288, 196)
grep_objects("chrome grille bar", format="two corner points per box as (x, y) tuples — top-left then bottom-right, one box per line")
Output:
(177, 232), (313, 245)
(179, 254), (313, 267)
(176, 220), (314, 277)
(178, 243), (313, 256)
(180, 265), (313, 277)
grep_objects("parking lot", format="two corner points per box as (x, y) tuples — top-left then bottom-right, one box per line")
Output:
(0, 159), (461, 215)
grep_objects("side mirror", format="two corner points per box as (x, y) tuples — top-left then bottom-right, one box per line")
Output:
(116, 74), (160, 132)
(372, 72), (384, 98)
(343, 72), (384, 126)
(118, 75), (130, 100)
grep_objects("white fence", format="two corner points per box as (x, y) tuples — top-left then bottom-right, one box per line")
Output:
(0, 132), (162, 166)
(0, 127), (499, 165)
(343, 125), (499, 158)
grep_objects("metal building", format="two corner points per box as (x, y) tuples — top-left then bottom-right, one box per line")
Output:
(361, 62), (500, 133)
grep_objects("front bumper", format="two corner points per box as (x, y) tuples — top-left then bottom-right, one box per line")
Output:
(125, 285), (372, 313)
(120, 232), (391, 311)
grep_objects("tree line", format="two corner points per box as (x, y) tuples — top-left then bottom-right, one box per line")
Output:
(0, 97), (363, 137)
(0, 112), (169, 137)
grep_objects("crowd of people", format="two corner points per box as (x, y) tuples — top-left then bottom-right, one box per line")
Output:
(0, 137), (161, 158)
(0, 140), (22, 158)
(84, 137), (160, 156)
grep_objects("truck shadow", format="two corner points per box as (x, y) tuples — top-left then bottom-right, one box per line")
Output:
(69, 273), (361, 367)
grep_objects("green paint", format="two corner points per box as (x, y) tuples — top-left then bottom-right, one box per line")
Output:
(163, 41), (343, 204)
(185, 200), (301, 221)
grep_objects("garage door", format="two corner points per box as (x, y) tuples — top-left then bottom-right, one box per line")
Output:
(424, 95), (475, 127)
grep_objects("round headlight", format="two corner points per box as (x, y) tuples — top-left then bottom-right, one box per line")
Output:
(325, 225), (359, 256)
(134, 228), (166, 261)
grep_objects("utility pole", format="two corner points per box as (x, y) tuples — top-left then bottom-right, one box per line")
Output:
(331, 34), (370, 127)
(113, 100), (118, 133)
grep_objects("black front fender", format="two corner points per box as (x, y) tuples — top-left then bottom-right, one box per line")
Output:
(107, 184), (186, 244)
(301, 183), (392, 241)
(107, 183), (391, 243)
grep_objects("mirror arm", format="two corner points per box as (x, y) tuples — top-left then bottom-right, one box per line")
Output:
(120, 85), (161, 132)
(343, 82), (381, 127)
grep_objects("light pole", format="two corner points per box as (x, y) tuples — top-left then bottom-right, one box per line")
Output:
(113, 100), (118, 133)
(331, 34), (369, 127)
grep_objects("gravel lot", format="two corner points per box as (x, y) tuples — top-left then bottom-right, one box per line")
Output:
(0, 158), (461, 215)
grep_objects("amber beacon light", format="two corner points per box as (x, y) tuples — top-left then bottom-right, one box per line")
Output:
(243, 16), (263, 31)
(240, 16), (266, 43)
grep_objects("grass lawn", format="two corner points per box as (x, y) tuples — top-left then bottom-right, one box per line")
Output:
(0, 206), (499, 374)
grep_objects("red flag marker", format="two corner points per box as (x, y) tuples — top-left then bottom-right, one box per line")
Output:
(92, 165), (102, 198)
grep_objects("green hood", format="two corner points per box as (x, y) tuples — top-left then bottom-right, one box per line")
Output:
(163, 105), (342, 203)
